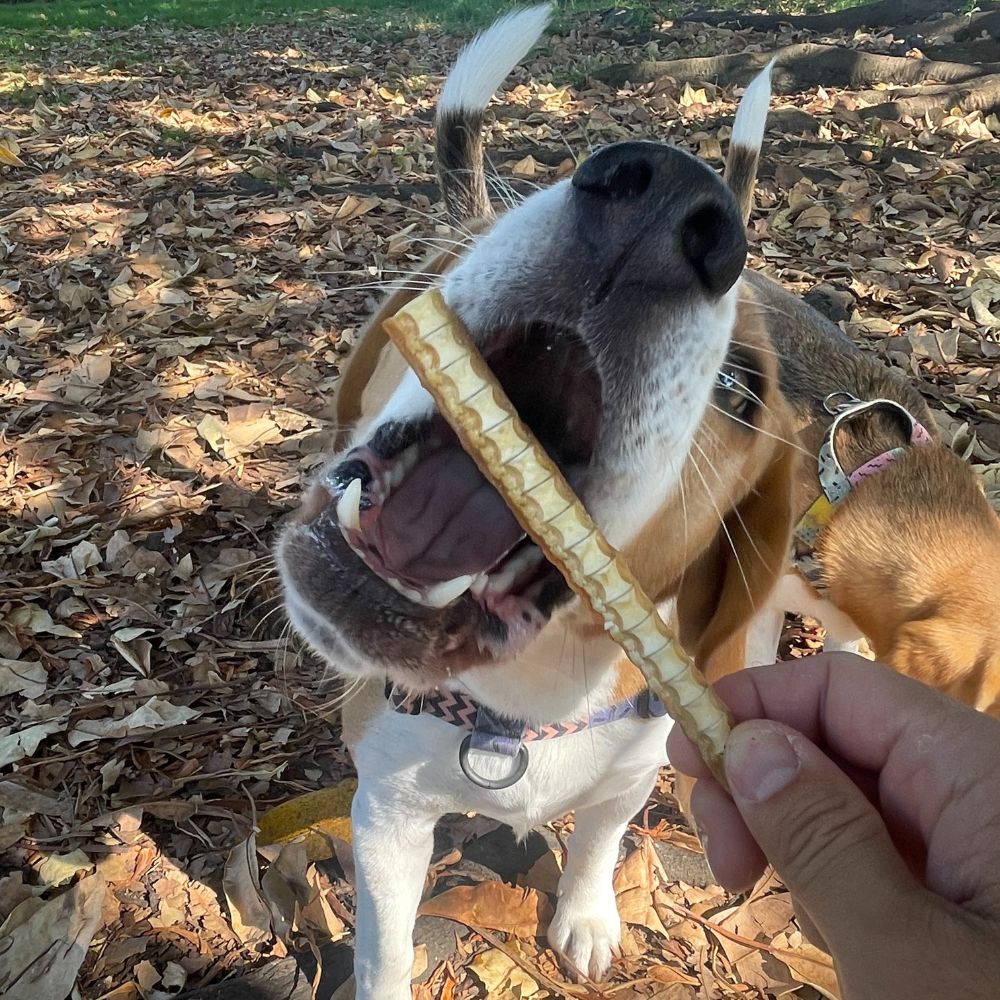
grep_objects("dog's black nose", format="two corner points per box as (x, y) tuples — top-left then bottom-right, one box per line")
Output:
(572, 140), (746, 297)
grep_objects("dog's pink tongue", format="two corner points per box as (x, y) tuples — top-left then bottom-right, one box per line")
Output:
(371, 447), (524, 584)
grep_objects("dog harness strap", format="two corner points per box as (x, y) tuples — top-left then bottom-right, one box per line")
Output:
(793, 394), (932, 591)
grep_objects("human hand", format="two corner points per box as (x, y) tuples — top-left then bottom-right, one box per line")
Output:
(667, 653), (1000, 1000)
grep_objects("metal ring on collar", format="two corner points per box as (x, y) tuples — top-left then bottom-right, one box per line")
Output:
(458, 734), (529, 790)
(822, 390), (861, 415)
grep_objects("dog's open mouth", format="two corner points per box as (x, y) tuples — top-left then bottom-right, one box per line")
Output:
(321, 322), (601, 649)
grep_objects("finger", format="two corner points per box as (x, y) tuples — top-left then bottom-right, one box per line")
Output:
(711, 653), (978, 774)
(723, 718), (926, 952)
(670, 653), (992, 805)
(667, 716), (715, 780)
(689, 776), (766, 891)
(791, 898), (828, 953)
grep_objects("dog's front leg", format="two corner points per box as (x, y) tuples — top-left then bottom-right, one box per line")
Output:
(548, 768), (660, 982)
(352, 782), (436, 1000)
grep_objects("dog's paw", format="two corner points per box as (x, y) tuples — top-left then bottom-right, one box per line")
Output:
(547, 893), (622, 982)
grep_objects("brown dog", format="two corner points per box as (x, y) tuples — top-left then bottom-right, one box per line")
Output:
(737, 276), (1000, 715)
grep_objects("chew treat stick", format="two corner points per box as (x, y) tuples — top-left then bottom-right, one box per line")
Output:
(383, 289), (732, 784)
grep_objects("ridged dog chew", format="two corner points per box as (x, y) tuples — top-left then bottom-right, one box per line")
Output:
(382, 289), (732, 785)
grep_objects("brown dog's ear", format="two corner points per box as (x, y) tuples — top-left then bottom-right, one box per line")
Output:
(332, 276), (444, 451)
(675, 439), (797, 682)
(332, 227), (493, 451)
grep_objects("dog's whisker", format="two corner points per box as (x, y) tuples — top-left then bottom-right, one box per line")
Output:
(691, 437), (771, 573)
(706, 402), (811, 456)
(239, 573), (281, 603)
(736, 295), (803, 326)
(277, 620), (298, 688)
(239, 562), (280, 584)
(225, 553), (276, 573)
(251, 601), (288, 639)
(688, 450), (754, 605)
(406, 235), (476, 253)
(320, 272), (439, 289)
(495, 172), (544, 193)
(696, 422), (760, 495)
(672, 449), (691, 588)
(729, 334), (791, 362)
(322, 280), (437, 296)
(388, 201), (476, 239)
(485, 169), (522, 210)
(716, 369), (772, 414)
(309, 675), (365, 716)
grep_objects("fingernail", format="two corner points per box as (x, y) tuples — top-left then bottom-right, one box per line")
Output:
(726, 723), (801, 802)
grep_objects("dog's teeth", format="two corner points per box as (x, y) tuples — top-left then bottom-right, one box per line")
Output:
(336, 478), (363, 533)
(469, 572), (489, 598)
(397, 443), (420, 479)
(384, 443), (420, 490)
(384, 575), (424, 604)
(424, 574), (475, 608)
(486, 545), (544, 594)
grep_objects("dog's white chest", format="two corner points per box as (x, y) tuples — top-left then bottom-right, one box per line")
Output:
(351, 704), (674, 837)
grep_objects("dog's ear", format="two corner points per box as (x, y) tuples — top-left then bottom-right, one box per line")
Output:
(675, 438), (797, 681)
(332, 246), (468, 451)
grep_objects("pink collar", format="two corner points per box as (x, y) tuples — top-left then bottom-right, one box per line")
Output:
(793, 394), (932, 589)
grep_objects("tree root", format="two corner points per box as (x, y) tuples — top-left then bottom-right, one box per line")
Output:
(594, 43), (1000, 91)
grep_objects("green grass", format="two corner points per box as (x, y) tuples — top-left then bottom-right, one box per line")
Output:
(0, 0), (643, 63)
(0, 0), (870, 66)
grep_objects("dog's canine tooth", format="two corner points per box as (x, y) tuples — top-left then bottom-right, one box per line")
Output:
(336, 477), (363, 533)
(469, 572), (489, 598)
(424, 574), (476, 608)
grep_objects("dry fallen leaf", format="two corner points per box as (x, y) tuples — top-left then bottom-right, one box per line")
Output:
(469, 947), (542, 996)
(0, 659), (48, 699)
(223, 834), (274, 947)
(419, 881), (554, 939)
(773, 941), (841, 999)
(614, 838), (668, 936)
(67, 697), (200, 746)
(36, 850), (96, 888)
(0, 875), (106, 1000)
(257, 779), (357, 860)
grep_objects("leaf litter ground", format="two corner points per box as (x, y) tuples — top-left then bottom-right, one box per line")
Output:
(1, 6), (998, 999)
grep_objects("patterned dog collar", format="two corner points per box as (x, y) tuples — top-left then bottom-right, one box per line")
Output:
(386, 682), (666, 790)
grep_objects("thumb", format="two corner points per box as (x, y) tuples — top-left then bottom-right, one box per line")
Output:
(724, 720), (921, 951)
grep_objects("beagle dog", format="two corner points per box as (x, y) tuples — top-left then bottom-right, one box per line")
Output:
(733, 280), (1000, 715)
(277, 7), (795, 995)
(275, 5), (1000, 996)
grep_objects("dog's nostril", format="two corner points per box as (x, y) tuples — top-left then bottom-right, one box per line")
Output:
(609, 160), (653, 199)
(680, 202), (745, 295)
(603, 159), (652, 200)
(299, 484), (332, 524)
(574, 154), (652, 201)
